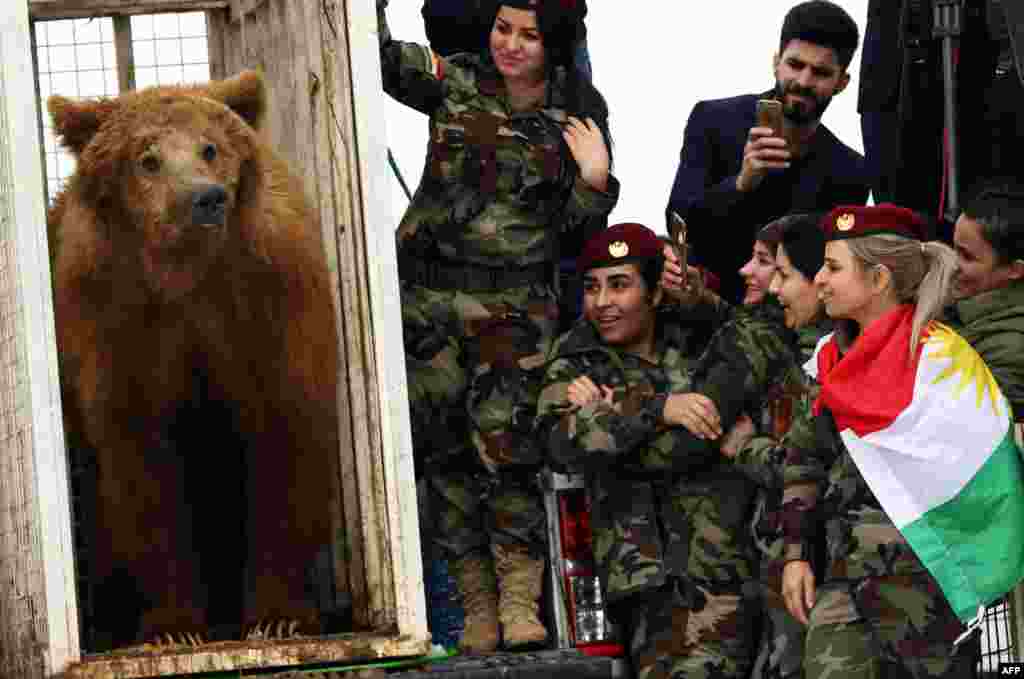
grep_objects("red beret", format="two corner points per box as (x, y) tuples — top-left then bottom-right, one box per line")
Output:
(821, 204), (928, 242)
(578, 222), (663, 273)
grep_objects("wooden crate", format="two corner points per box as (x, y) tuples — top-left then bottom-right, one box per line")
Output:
(0, 1), (428, 677)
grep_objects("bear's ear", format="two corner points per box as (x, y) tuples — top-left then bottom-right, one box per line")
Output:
(206, 70), (266, 131)
(48, 96), (120, 155)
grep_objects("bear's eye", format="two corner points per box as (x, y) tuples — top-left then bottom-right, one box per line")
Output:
(201, 143), (217, 163)
(140, 155), (161, 173)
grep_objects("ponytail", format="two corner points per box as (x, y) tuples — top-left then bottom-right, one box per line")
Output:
(910, 241), (957, 354)
(846, 235), (957, 357)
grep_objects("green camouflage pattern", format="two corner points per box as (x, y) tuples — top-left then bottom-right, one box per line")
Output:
(537, 300), (796, 676)
(536, 310), (712, 601)
(379, 0), (617, 560)
(803, 575), (978, 679)
(732, 317), (831, 679)
(378, 0), (618, 269)
(404, 282), (557, 557)
(943, 280), (1024, 419)
(625, 579), (758, 679)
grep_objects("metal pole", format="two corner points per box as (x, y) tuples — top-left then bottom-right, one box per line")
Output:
(934, 0), (964, 222)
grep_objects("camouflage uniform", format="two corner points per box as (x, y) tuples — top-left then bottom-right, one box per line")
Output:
(771, 335), (978, 679)
(536, 300), (795, 679)
(733, 319), (832, 679)
(378, 0), (619, 559)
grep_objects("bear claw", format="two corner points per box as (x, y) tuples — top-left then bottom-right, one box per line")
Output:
(245, 619), (304, 640)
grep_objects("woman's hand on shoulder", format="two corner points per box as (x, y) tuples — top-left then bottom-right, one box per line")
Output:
(567, 375), (614, 409)
(662, 392), (722, 439)
(564, 116), (610, 192)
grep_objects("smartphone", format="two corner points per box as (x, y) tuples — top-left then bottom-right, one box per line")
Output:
(756, 98), (784, 138)
(668, 211), (688, 272)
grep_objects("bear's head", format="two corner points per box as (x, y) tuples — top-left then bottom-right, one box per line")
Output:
(49, 70), (268, 299)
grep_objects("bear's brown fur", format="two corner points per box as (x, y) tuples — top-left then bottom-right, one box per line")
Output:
(47, 71), (339, 645)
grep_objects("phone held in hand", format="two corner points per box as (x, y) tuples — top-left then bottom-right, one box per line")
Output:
(756, 98), (784, 139)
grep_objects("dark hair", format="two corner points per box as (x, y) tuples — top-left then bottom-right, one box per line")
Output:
(482, 1), (612, 159)
(779, 1), (860, 69)
(640, 256), (665, 298)
(963, 180), (1024, 265)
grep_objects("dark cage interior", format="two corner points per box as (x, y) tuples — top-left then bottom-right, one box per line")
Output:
(67, 371), (353, 654)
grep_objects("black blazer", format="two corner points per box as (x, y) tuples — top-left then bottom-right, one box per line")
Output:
(666, 93), (869, 302)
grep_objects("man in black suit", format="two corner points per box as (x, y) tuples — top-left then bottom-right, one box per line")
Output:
(666, 1), (869, 303)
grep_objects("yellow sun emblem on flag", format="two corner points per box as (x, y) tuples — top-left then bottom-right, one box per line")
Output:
(925, 322), (1002, 416)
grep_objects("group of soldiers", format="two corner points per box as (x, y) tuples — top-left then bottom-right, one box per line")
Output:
(378, 0), (1024, 678)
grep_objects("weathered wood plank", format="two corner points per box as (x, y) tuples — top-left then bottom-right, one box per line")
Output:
(29, 0), (227, 20)
(204, 10), (225, 79)
(0, 2), (79, 678)
(317, 0), (391, 630)
(63, 633), (430, 679)
(111, 15), (134, 93)
(332, 0), (425, 637)
(227, 0), (268, 24)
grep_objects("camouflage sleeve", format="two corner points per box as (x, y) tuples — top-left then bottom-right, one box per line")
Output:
(691, 311), (795, 433)
(779, 398), (839, 563)
(536, 356), (666, 469)
(732, 382), (818, 488)
(377, 0), (446, 114)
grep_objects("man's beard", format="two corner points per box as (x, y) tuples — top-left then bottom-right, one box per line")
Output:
(774, 80), (833, 125)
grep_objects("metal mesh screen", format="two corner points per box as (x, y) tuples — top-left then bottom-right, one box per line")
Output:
(34, 18), (117, 205)
(132, 12), (210, 89)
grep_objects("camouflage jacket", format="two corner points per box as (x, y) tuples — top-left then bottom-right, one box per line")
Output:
(733, 318), (832, 572)
(378, 0), (619, 270)
(536, 300), (796, 602)
(943, 281), (1024, 419)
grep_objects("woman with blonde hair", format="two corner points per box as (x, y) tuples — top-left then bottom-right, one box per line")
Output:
(781, 205), (1024, 678)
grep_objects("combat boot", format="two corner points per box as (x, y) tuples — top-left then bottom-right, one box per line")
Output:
(491, 543), (547, 648)
(451, 551), (499, 654)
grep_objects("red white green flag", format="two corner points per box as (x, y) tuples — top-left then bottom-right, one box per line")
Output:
(814, 305), (1024, 624)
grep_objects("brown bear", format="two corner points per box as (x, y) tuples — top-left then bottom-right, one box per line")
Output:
(47, 70), (339, 647)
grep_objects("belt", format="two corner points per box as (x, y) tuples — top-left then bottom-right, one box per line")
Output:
(399, 255), (550, 292)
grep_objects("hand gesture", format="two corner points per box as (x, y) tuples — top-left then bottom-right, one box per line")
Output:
(662, 392), (722, 439)
(563, 117), (610, 192)
(567, 376), (615, 409)
(719, 414), (755, 459)
(782, 560), (816, 626)
(660, 244), (707, 306)
(736, 126), (790, 193)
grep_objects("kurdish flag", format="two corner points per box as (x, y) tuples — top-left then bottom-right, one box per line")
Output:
(815, 305), (1024, 623)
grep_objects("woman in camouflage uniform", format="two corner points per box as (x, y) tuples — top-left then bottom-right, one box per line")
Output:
(779, 205), (978, 679)
(377, 0), (618, 653)
(719, 214), (832, 679)
(537, 222), (797, 679)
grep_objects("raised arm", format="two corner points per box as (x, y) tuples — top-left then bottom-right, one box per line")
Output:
(378, 0), (446, 114)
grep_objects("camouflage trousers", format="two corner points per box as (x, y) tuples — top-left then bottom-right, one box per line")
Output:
(402, 282), (557, 558)
(803, 576), (978, 679)
(748, 583), (805, 679)
(623, 577), (756, 679)
(749, 489), (806, 679)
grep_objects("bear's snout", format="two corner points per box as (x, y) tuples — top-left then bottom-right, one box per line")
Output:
(191, 184), (228, 227)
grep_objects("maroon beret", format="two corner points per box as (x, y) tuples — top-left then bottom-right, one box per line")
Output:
(821, 204), (928, 242)
(578, 222), (662, 273)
